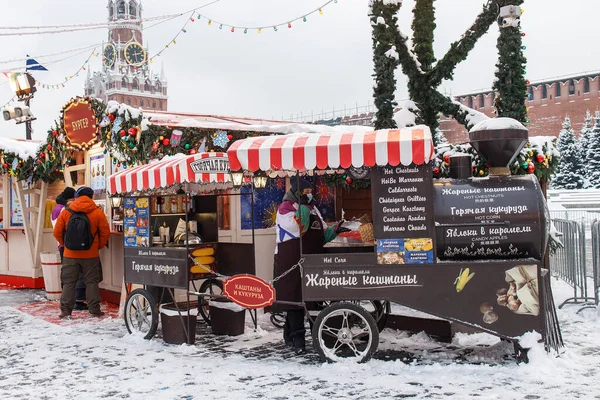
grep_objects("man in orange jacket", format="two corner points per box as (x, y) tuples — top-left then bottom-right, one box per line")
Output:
(53, 186), (110, 319)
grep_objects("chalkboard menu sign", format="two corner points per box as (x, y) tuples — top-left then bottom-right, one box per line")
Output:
(433, 175), (547, 260)
(124, 247), (188, 289)
(370, 164), (435, 264)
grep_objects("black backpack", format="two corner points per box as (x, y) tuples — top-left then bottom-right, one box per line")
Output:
(63, 207), (95, 251)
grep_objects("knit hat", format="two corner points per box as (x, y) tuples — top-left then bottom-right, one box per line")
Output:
(75, 186), (94, 199)
(61, 187), (76, 200)
(290, 178), (311, 193)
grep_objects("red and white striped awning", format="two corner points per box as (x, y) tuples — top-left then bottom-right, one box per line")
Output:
(108, 152), (231, 195)
(227, 126), (434, 172)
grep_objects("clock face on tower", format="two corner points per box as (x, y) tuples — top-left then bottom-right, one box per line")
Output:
(103, 43), (117, 67)
(124, 42), (147, 66)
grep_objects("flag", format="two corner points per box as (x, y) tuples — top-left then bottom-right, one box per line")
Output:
(25, 56), (47, 72)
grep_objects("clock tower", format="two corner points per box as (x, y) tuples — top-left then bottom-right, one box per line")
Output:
(84, 0), (168, 111)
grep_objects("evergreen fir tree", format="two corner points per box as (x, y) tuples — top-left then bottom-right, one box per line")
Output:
(552, 116), (584, 189)
(370, 0), (401, 130)
(585, 111), (600, 188)
(579, 109), (593, 165)
(370, 0), (516, 142)
(493, 1), (528, 123)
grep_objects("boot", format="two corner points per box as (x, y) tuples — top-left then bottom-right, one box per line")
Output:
(292, 329), (306, 355)
(283, 319), (293, 347)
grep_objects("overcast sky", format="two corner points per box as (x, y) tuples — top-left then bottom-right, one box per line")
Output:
(0, 0), (598, 141)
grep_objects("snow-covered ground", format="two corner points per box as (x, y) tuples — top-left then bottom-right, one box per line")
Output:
(0, 279), (599, 400)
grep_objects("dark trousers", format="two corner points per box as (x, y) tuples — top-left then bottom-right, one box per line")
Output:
(284, 309), (306, 350)
(59, 247), (86, 302)
(60, 257), (102, 314)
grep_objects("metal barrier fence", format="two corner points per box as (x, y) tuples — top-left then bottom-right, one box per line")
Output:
(549, 216), (599, 311)
(578, 220), (600, 312)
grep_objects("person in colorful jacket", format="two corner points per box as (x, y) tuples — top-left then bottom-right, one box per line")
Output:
(273, 178), (349, 354)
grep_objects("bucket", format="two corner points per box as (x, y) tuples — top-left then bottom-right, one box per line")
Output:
(209, 299), (246, 336)
(160, 303), (198, 345)
(41, 252), (62, 300)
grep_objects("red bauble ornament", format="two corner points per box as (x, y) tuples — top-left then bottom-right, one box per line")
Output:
(163, 138), (170, 146)
(52, 130), (58, 137)
(151, 141), (159, 152)
(227, 134), (233, 140)
(190, 149), (197, 154)
(120, 130), (126, 137)
(39, 152), (45, 158)
(2, 163), (8, 169)
(47, 144), (52, 150)
(527, 164), (535, 173)
(36, 159), (41, 164)
(536, 155), (545, 163)
(128, 128), (137, 136)
(433, 167), (440, 174)
(345, 177), (353, 184)
(443, 155), (450, 163)
(108, 114), (116, 122)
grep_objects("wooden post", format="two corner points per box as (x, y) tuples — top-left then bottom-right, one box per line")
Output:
(12, 180), (48, 275)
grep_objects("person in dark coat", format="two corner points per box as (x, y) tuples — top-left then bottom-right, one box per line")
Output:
(273, 178), (349, 354)
(51, 187), (88, 310)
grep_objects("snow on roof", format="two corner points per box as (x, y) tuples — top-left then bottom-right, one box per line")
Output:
(144, 111), (373, 134)
(0, 137), (42, 159)
(470, 117), (527, 132)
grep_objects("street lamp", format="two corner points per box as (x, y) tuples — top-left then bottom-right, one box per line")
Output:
(5, 72), (37, 140)
(230, 171), (244, 188)
(253, 172), (268, 189)
(9, 73), (36, 100)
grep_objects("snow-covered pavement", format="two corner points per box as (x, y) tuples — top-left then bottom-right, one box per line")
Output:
(0, 279), (599, 400)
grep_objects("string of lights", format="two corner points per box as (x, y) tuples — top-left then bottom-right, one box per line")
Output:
(196, 0), (338, 31)
(0, 1), (222, 37)
(0, 44), (101, 66)
(34, 49), (99, 89)
(148, 0), (340, 62)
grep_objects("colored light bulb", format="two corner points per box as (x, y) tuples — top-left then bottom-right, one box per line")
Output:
(231, 27), (235, 32)
(303, 16), (307, 22)
(244, 28), (247, 34)
(521, 46), (526, 50)
(274, 26), (278, 31)
(319, 9), (323, 14)
(521, 32), (526, 37)
(288, 23), (292, 28)
(258, 28), (262, 33)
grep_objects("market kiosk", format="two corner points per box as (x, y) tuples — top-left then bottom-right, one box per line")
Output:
(107, 152), (255, 341)
(228, 123), (561, 363)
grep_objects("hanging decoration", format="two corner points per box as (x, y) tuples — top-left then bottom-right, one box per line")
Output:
(148, 0), (340, 63)
(212, 130), (230, 148)
(35, 49), (99, 90)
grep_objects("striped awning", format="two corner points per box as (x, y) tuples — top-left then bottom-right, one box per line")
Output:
(108, 152), (231, 195)
(227, 126), (434, 172)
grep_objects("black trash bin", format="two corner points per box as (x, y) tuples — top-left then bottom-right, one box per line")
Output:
(160, 302), (197, 345)
(209, 299), (246, 336)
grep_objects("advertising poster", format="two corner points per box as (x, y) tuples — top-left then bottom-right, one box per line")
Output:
(90, 154), (106, 194)
(302, 254), (542, 338)
(123, 197), (150, 247)
(9, 181), (29, 227)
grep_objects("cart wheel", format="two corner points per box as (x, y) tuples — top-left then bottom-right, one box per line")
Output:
(270, 312), (286, 329)
(198, 279), (223, 325)
(124, 289), (159, 340)
(312, 302), (379, 363)
(308, 301), (389, 333)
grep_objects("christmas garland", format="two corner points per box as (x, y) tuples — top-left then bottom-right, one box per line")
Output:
(434, 137), (559, 181)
